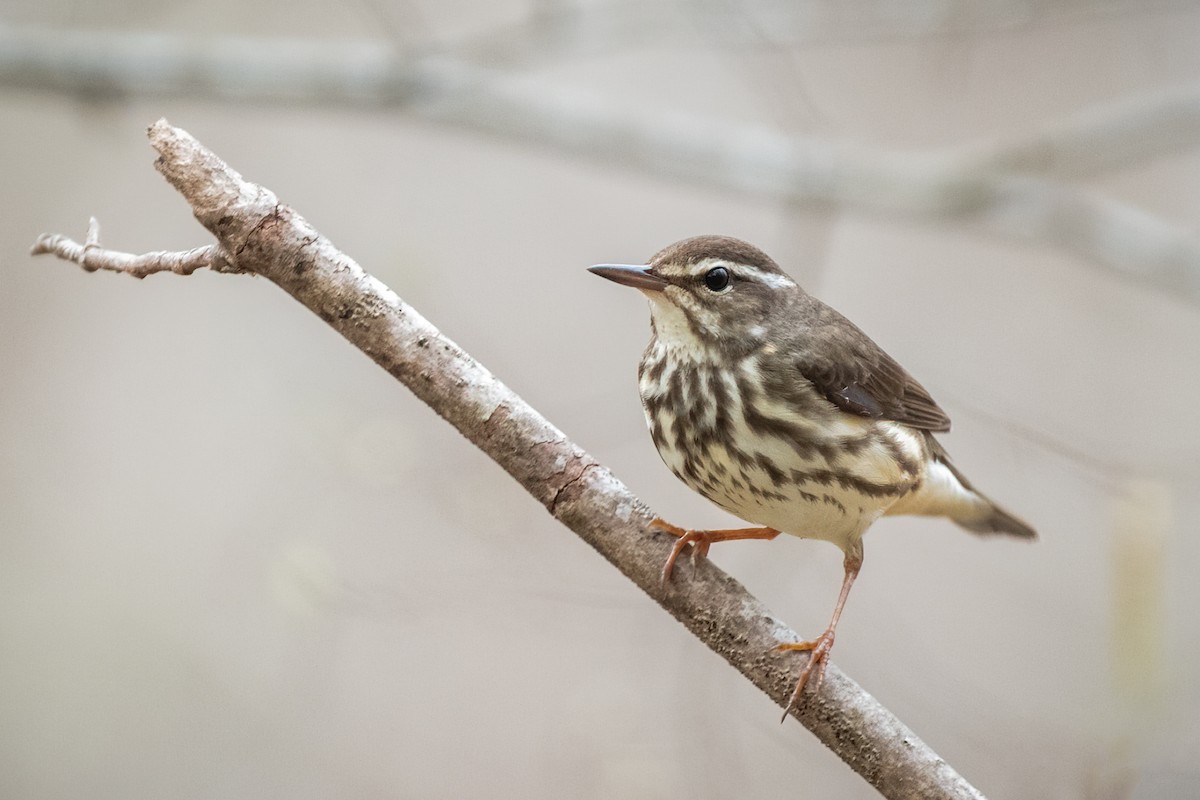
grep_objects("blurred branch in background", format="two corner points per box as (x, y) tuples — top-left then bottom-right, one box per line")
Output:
(31, 120), (989, 800)
(454, 0), (1200, 64)
(3, 22), (1200, 300)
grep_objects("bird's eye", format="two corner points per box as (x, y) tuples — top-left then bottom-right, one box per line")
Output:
(703, 267), (731, 292)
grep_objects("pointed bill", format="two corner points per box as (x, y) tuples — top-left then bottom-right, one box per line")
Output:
(588, 264), (669, 292)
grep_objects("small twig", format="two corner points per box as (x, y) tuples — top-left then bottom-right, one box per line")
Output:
(31, 120), (988, 800)
(30, 217), (239, 278)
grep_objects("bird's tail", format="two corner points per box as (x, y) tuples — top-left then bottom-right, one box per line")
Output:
(953, 495), (1037, 539)
(899, 435), (1037, 539)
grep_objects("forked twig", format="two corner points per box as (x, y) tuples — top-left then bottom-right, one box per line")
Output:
(31, 217), (238, 277)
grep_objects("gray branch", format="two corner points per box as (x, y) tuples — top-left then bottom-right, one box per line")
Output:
(30, 217), (238, 277)
(30, 120), (988, 800)
(4, 24), (1200, 300)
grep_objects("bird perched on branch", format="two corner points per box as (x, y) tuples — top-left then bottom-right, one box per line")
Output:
(589, 235), (1035, 718)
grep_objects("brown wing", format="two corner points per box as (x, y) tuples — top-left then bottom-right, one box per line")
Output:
(797, 305), (952, 432)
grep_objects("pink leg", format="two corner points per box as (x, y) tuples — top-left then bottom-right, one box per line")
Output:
(775, 552), (862, 720)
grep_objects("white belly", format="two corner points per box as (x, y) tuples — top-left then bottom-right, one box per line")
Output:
(640, 350), (926, 552)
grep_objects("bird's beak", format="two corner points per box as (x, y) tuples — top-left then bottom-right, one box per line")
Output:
(587, 264), (669, 292)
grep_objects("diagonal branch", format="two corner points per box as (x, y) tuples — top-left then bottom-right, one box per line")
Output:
(31, 120), (987, 800)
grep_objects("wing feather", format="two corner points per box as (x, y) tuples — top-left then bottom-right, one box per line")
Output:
(797, 303), (951, 432)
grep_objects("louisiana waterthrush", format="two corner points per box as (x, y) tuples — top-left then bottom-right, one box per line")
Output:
(590, 235), (1035, 718)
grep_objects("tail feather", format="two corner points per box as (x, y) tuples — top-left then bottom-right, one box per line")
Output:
(899, 434), (1037, 540)
(955, 499), (1037, 539)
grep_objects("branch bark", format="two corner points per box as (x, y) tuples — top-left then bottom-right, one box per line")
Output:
(32, 120), (987, 800)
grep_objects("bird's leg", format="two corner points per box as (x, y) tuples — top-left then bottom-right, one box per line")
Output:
(775, 551), (862, 721)
(650, 518), (780, 586)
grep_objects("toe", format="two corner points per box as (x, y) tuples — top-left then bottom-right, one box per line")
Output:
(649, 518), (686, 537)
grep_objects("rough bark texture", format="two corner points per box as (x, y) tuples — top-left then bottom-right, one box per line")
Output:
(32, 120), (987, 800)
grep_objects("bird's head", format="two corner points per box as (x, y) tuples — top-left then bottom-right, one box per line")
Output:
(589, 235), (800, 355)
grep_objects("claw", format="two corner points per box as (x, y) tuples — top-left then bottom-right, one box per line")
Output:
(650, 518), (704, 587)
(660, 528), (706, 587)
(649, 518), (686, 538)
(776, 629), (835, 721)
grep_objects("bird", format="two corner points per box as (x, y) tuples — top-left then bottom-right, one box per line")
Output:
(588, 235), (1035, 719)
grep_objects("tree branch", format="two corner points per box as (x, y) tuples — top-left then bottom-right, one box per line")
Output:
(32, 120), (987, 800)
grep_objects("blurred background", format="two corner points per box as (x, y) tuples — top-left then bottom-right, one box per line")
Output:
(3, 2), (1199, 798)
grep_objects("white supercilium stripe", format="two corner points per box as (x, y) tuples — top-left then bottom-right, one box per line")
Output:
(736, 264), (797, 289)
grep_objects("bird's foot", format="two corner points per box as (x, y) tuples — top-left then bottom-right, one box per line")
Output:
(649, 519), (780, 588)
(649, 518), (711, 587)
(775, 628), (836, 721)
